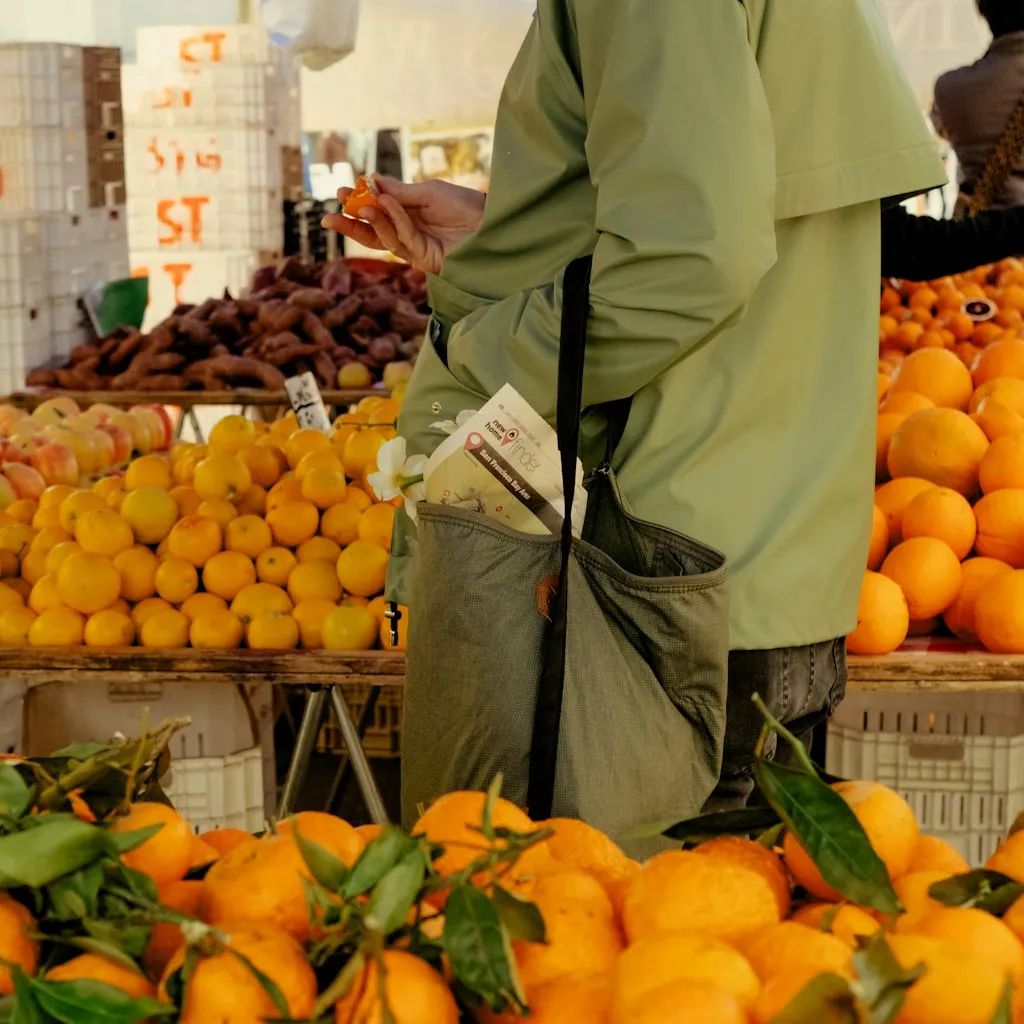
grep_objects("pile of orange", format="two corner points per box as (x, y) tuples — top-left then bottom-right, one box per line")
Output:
(857, 260), (1024, 654)
(3, 778), (1022, 1024)
(0, 397), (408, 653)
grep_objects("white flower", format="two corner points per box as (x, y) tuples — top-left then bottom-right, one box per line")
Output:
(367, 436), (426, 521)
(430, 409), (478, 435)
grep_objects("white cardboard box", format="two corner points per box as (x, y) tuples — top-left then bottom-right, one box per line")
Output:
(121, 63), (281, 129)
(0, 43), (84, 130)
(130, 247), (259, 328)
(125, 127), (284, 197)
(126, 188), (282, 253)
(135, 25), (273, 67)
(22, 679), (276, 823)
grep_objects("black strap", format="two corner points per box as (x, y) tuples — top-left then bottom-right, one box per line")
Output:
(527, 256), (593, 819)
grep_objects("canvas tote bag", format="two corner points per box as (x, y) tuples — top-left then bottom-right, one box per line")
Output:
(401, 257), (730, 856)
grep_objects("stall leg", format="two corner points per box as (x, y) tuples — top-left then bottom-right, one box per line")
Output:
(329, 686), (389, 825)
(278, 687), (328, 816)
(325, 687), (380, 814)
(186, 407), (205, 443)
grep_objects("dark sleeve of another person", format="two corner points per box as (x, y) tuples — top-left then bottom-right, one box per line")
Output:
(882, 204), (1024, 281)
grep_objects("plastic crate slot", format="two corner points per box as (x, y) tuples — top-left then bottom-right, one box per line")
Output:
(828, 692), (1024, 866)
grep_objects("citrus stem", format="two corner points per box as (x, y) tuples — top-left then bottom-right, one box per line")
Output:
(751, 692), (819, 778)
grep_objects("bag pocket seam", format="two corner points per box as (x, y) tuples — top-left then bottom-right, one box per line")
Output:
(418, 502), (727, 595)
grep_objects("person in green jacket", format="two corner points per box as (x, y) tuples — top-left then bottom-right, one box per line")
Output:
(325, 0), (945, 811)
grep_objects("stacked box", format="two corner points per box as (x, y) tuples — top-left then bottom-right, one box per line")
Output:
(124, 24), (302, 325)
(83, 47), (125, 209)
(0, 43), (129, 392)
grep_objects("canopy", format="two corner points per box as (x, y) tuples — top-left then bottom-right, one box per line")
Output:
(880, 0), (991, 107)
(301, 0), (991, 133)
(300, 0), (534, 130)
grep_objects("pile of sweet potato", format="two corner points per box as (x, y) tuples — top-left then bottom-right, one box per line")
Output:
(27, 257), (429, 392)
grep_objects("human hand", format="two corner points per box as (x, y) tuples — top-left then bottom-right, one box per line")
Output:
(322, 174), (486, 275)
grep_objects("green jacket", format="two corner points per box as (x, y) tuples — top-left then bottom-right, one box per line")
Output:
(389, 0), (944, 649)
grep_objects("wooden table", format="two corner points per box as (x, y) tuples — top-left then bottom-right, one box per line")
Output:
(1, 389), (380, 411)
(0, 649), (406, 824)
(848, 651), (1024, 692)
(5, 646), (1018, 824)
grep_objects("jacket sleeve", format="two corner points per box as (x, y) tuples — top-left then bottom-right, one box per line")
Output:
(882, 203), (1024, 281)
(443, 0), (778, 420)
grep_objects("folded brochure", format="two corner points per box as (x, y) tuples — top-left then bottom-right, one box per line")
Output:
(424, 384), (588, 537)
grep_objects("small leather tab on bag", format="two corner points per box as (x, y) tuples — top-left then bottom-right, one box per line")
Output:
(536, 573), (560, 621)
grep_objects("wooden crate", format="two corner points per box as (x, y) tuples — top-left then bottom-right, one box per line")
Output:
(316, 683), (402, 759)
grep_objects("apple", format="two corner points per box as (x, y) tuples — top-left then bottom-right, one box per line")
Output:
(109, 412), (151, 455)
(134, 405), (174, 451)
(31, 396), (80, 425)
(0, 476), (14, 510)
(0, 406), (25, 433)
(30, 443), (79, 486)
(64, 411), (103, 431)
(89, 429), (116, 471)
(0, 440), (28, 465)
(46, 427), (97, 475)
(99, 423), (133, 465)
(3, 463), (46, 500)
(6, 434), (44, 460)
(8, 418), (42, 441)
(88, 403), (122, 425)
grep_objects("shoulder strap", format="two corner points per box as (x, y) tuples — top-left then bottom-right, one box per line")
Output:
(966, 97), (1024, 216)
(526, 255), (592, 820)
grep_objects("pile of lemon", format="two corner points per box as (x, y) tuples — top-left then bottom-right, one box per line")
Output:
(0, 396), (407, 652)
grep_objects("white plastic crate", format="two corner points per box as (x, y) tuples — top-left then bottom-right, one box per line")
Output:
(0, 43), (84, 130)
(272, 50), (302, 147)
(23, 678), (272, 758)
(136, 25), (273, 67)
(0, 302), (52, 392)
(125, 127), (284, 197)
(126, 188), (283, 252)
(85, 205), (127, 246)
(0, 127), (64, 216)
(163, 747), (266, 833)
(827, 691), (1024, 866)
(122, 64), (281, 129)
(0, 218), (46, 309)
(50, 295), (87, 360)
(130, 248), (259, 328)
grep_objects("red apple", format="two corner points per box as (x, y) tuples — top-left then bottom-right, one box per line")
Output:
(99, 424), (133, 465)
(88, 403), (122, 425)
(30, 443), (79, 487)
(0, 440), (29, 465)
(31, 396), (80, 425)
(3, 463), (46, 500)
(0, 406), (25, 433)
(46, 427), (98, 475)
(109, 412), (151, 456)
(89, 429), (116, 471)
(8, 418), (42, 441)
(134, 406), (174, 451)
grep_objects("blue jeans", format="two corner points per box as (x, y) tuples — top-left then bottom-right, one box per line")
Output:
(702, 638), (848, 813)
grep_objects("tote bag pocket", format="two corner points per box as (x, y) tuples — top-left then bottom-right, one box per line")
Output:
(400, 258), (730, 858)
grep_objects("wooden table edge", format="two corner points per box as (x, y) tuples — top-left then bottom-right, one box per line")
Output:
(1, 389), (382, 409)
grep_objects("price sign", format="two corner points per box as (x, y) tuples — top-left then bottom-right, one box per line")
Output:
(285, 373), (332, 434)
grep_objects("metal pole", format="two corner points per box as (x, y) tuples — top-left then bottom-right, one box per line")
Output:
(329, 686), (389, 825)
(186, 407), (205, 444)
(325, 687), (381, 814)
(278, 688), (328, 816)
